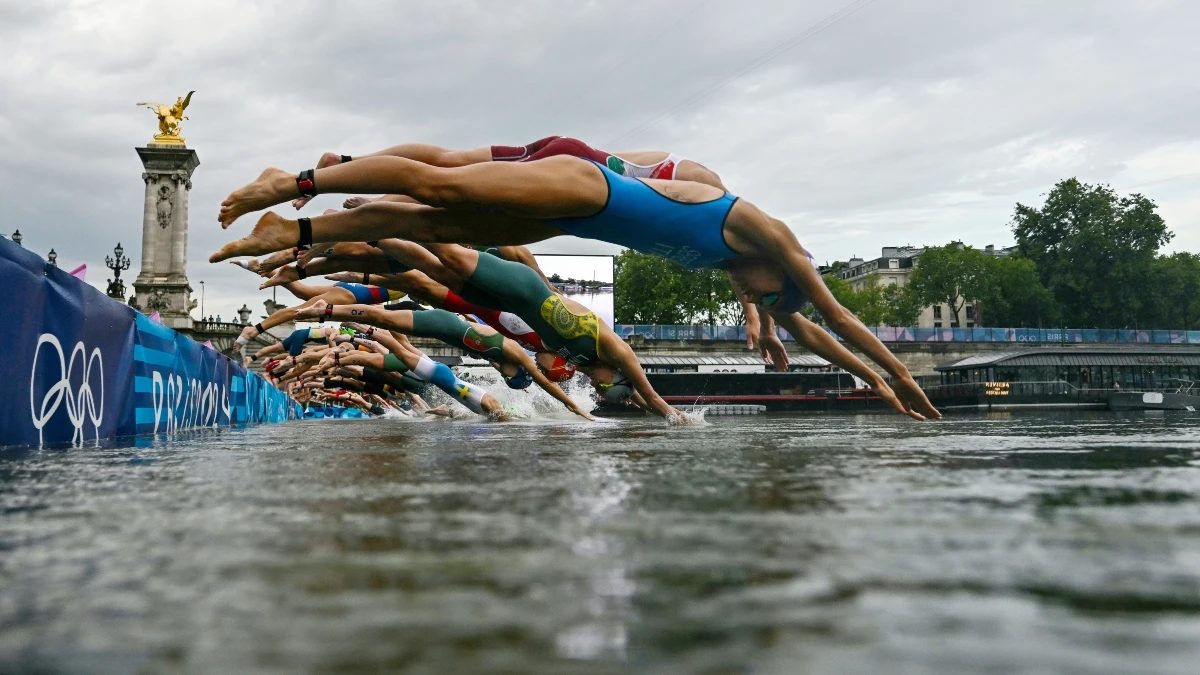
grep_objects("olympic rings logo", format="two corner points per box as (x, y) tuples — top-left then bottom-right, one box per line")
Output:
(30, 334), (104, 445)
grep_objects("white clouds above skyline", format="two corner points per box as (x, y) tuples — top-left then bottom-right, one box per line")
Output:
(1, 0), (1197, 321)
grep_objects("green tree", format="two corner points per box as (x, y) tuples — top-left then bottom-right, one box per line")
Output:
(906, 243), (990, 328)
(820, 273), (861, 315)
(1012, 178), (1171, 327)
(614, 251), (741, 325)
(815, 274), (919, 327)
(974, 256), (1059, 327)
(883, 281), (923, 327)
(1144, 252), (1200, 331)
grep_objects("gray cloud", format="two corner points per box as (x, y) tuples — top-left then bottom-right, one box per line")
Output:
(1, 0), (1197, 320)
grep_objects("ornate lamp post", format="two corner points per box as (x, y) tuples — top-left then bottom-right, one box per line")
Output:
(47, 249), (57, 267)
(11, 230), (22, 247)
(238, 304), (252, 325)
(105, 242), (132, 300)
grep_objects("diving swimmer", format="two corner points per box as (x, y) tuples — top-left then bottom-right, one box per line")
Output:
(213, 149), (940, 420)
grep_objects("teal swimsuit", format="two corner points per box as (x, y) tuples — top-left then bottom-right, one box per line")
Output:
(548, 159), (740, 269)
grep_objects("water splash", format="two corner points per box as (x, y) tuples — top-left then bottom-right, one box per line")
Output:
(419, 368), (600, 423)
(376, 408), (432, 423)
(670, 407), (710, 426)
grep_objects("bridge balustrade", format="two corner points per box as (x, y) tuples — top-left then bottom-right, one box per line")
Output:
(616, 325), (1200, 344)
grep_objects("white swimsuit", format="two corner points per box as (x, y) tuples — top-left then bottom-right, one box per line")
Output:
(610, 153), (686, 180)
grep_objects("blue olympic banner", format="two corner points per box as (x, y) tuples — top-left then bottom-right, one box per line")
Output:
(0, 238), (297, 448)
(615, 324), (1200, 345)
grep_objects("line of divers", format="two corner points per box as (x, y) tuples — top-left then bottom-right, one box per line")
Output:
(220, 136), (942, 423)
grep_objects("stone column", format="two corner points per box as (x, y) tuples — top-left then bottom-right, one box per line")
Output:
(169, 170), (192, 281)
(137, 172), (157, 283)
(132, 145), (200, 331)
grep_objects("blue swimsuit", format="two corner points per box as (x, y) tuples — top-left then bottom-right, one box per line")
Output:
(335, 282), (401, 304)
(549, 160), (740, 269)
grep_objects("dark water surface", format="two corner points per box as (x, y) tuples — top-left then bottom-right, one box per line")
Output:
(3, 412), (1200, 674)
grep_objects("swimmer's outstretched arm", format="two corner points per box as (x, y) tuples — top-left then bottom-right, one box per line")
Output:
(297, 346), (333, 365)
(254, 344), (284, 360)
(261, 256), (394, 290)
(753, 312), (790, 372)
(373, 331), (411, 357)
(279, 361), (314, 383)
(356, 338), (388, 355)
(296, 302), (405, 335)
(234, 292), (350, 352)
(597, 329), (684, 421)
(322, 351), (384, 372)
(499, 340), (595, 422)
(775, 246), (940, 420)
(771, 312), (923, 421)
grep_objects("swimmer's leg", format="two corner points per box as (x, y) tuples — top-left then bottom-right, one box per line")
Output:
(211, 205), (562, 262)
(411, 355), (495, 417)
(218, 155), (604, 227)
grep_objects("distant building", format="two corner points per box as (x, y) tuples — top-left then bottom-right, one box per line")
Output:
(832, 244), (1016, 328)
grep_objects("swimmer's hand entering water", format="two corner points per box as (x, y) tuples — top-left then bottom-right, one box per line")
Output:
(891, 375), (942, 421)
(757, 331), (790, 373)
(867, 375), (940, 421)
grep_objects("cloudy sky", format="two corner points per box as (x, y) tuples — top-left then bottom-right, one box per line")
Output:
(2, 0), (1197, 322)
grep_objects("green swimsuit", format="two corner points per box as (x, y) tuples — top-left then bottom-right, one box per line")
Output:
(410, 308), (506, 362)
(458, 252), (602, 367)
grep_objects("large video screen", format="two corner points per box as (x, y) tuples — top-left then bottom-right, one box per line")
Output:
(533, 254), (615, 327)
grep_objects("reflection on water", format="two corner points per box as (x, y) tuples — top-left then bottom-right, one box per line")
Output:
(3, 412), (1200, 674)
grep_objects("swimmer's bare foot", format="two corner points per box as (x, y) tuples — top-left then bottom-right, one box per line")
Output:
(256, 248), (302, 275)
(229, 258), (262, 273)
(210, 211), (301, 262)
(219, 168), (295, 228)
(343, 196), (379, 209)
(260, 264), (302, 290)
(322, 272), (363, 284)
(298, 240), (366, 267)
(291, 153), (345, 210)
(294, 299), (329, 321)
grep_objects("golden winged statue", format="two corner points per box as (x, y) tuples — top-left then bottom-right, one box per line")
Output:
(136, 91), (194, 145)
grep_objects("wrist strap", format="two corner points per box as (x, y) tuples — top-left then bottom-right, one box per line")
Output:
(363, 272), (370, 285)
(296, 169), (317, 197)
(254, 322), (265, 334)
(297, 217), (313, 248)
(296, 265), (307, 280)
(340, 155), (352, 164)
(323, 304), (334, 322)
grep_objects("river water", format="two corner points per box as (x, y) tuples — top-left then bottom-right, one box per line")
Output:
(3, 412), (1200, 674)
